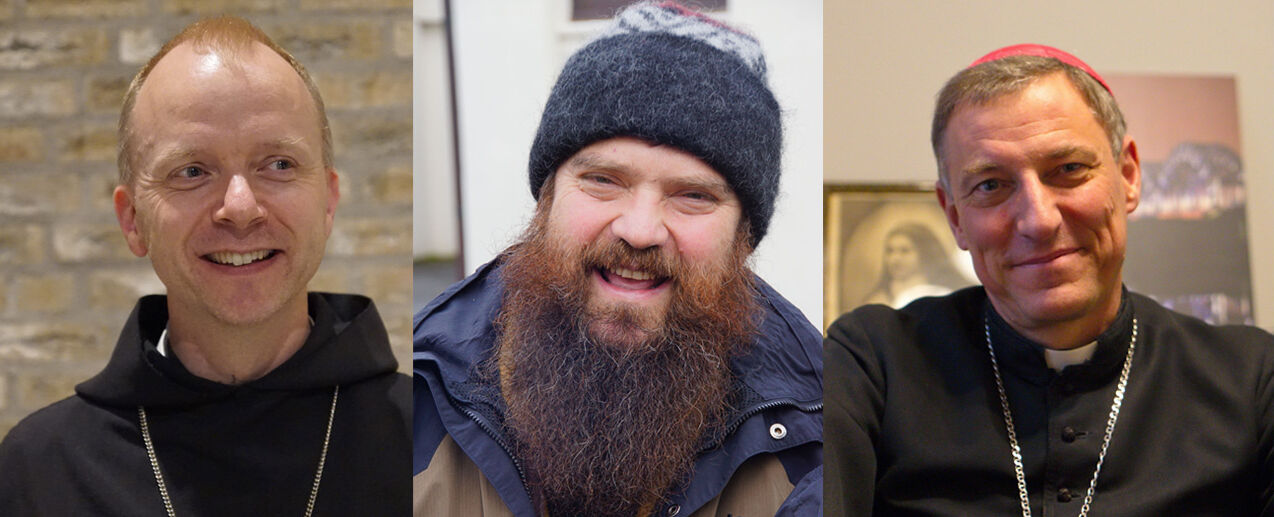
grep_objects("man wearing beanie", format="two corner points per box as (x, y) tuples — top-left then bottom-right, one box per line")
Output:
(413, 2), (822, 516)
(825, 44), (1274, 516)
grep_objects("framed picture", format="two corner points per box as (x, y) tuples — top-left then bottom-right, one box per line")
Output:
(823, 184), (979, 330)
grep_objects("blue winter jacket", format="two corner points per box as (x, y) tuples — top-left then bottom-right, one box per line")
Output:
(412, 258), (823, 515)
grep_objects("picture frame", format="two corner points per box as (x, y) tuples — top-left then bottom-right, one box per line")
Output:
(823, 183), (979, 330)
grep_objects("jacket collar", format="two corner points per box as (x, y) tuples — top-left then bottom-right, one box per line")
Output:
(78, 292), (398, 408)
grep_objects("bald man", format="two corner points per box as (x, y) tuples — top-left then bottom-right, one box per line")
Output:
(0, 17), (409, 515)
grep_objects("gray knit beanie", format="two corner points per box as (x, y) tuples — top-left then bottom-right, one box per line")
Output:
(527, 1), (782, 246)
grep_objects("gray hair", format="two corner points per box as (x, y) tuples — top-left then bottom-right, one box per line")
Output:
(931, 55), (1126, 186)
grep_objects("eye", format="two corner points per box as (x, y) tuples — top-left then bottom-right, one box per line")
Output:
(973, 178), (1003, 193)
(268, 159), (294, 171)
(1059, 162), (1087, 174)
(176, 166), (207, 179)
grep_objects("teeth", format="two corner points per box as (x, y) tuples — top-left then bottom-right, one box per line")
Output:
(611, 267), (654, 281)
(209, 250), (270, 266)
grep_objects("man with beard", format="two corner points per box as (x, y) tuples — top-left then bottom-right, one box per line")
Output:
(0, 16), (409, 515)
(412, 2), (823, 516)
(825, 44), (1274, 516)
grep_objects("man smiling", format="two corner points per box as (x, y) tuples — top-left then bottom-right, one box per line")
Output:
(0, 17), (409, 515)
(412, 3), (823, 516)
(825, 44), (1274, 516)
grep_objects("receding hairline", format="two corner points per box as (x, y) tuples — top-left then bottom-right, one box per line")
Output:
(117, 16), (333, 186)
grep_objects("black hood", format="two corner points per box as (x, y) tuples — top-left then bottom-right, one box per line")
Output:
(78, 292), (398, 408)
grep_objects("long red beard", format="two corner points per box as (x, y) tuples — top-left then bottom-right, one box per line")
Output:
(492, 198), (760, 516)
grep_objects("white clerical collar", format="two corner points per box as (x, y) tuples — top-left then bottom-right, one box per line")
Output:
(1044, 340), (1098, 371)
(156, 316), (315, 358)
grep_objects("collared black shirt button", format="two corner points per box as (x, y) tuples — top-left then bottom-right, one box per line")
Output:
(1057, 487), (1073, 503)
(1061, 426), (1077, 443)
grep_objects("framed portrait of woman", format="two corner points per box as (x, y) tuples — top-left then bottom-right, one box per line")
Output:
(823, 184), (979, 330)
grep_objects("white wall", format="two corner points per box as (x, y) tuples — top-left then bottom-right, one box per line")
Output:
(825, 0), (1274, 330)
(452, 0), (825, 325)
(412, 0), (460, 258)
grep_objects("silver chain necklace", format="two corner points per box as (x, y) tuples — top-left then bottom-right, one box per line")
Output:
(137, 385), (340, 517)
(984, 317), (1136, 517)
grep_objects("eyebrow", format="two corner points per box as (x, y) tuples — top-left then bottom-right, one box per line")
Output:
(567, 151), (733, 196)
(958, 144), (1102, 178)
(148, 137), (309, 169)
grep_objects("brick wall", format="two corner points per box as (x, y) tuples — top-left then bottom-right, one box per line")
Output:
(0, 0), (412, 439)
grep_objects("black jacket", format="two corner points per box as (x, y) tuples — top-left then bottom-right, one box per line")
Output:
(0, 292), (411, 516)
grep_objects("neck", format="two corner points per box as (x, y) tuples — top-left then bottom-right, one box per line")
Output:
(992, 289), (1123, 351)
(165, 296), (311, 385)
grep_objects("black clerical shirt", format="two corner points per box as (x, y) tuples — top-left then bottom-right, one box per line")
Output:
(825, 286), (1274, 516)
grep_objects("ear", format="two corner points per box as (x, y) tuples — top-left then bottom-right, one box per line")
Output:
(113, 185), (149, 257)
(325, 168), (340, 236)
(935, 179), (969, 250)
(1118, 136), (1141, 214)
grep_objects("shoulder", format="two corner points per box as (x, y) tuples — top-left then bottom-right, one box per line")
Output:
(738, 276), (824, 401)
(413, 259), (504, 354)
(826, 286), (984, 354)
(0, 395), (118, 465)
(1129, 291), (1274, 367)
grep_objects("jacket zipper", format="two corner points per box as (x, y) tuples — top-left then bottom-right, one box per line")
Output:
(457, 403), (532, 498)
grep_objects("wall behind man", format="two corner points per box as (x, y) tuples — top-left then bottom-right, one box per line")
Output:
(0, 0), (413, 439)
(825, 0), (1274, 331)
(452, 0), (825, 325)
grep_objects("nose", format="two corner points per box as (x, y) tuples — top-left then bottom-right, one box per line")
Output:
(214, 174), (267, 230)
(609, 192), (670, 250)
(1013, 175), (1061, 242)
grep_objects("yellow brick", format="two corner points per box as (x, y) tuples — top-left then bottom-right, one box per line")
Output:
(162, 0), (286, 15)
(59, 123), (117, 163)
(316, 68), (410, 109)
(367, 163), (412, 205)
(14, 273), (73, 313)
(393, 18), (411, 58)
(0, 127), (44, 162)
(299, 0), (410, 10)
(332, 114), (410, 158)
(327, 217), (411, 256)
(362, 263), (411, 306)
(0, 0), (12, 20)
(0, 172), (80, 217)
(261, 20), (381, 62)
(86, 74), (130, 113)
(53, 222), (136, 262)
(88, 268), (164, 310)
(15, 371), (84, 409)
(0, 225), (45, 264)
(26, 0), (147, 18)
(0, 78), (75, 117)
(0, 28), (109, 70)
(87, 170), (123, 212)
(307, 265), (350, 293)
(0, 322), (108, 363)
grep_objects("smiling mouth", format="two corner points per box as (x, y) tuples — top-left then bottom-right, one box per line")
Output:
(1015, 248), (1078, 267)
(599, 266), (669, 290)
(204, 250), (279, 267)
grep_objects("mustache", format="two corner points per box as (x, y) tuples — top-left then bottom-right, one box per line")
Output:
(582, 239), (678, 281)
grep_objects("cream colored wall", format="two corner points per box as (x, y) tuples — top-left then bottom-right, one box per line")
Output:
(825, 0), (1274, 330)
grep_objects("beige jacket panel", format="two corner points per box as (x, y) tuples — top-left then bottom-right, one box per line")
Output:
(413, 434), (795, 516)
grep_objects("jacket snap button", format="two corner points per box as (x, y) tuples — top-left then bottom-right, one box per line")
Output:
(769, 423), (787, 439)
(667, 504), (680, 516)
